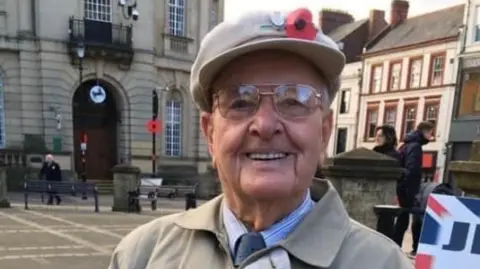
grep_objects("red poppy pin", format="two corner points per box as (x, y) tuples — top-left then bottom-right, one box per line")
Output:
(285, 8), (317, 41)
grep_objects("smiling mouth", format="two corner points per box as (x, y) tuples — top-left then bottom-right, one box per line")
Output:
(246, 152), (290, 161)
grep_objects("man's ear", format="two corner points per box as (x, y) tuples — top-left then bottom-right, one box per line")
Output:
(200, 111), (215, 160)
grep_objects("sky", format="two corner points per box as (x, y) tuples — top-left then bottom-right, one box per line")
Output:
(225, 0), (465, 23)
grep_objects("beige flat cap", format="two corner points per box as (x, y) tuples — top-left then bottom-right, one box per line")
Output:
(190, 9), (346, 112)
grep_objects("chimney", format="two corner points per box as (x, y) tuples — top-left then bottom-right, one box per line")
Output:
(368, 9), (387, 41)
(318, 9), (354, 34)
(390, 0), (409, 26)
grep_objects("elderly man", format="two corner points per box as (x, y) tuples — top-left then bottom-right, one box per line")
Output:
(108, 9), (412, 269)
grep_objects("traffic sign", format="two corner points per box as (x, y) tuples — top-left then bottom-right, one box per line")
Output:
(146, 120), (161, 133)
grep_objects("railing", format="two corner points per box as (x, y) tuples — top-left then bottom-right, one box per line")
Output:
(68, 17), (133, 50)
(163, 33), (193, 54)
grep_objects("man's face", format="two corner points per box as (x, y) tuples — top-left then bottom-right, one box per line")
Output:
(200, 50), (333, 200)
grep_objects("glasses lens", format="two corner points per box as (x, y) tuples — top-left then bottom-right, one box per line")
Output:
(275, 85), (317, 118)
(217, 85), (259, 119)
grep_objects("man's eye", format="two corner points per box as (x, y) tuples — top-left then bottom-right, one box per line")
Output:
(230, 99), (255, 109)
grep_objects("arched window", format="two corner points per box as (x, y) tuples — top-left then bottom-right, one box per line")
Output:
(164, 90), (182, 157)
(0, 76), (5, 148)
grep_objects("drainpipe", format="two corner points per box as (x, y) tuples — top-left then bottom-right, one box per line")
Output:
(443, 1), (470, 184)
(352, 61), (364, 149)
(31, 0), (36, 36)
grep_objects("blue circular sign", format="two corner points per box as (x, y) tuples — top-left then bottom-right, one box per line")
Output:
(89, 85), (106, 104)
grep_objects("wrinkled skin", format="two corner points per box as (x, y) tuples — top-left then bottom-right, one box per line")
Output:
(200, 50), (333, 230)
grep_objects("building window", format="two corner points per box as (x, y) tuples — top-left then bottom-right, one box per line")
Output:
(168, 0), (186, 36)
(458, 72), (480, 117)
(210, 0), (219, 28)
(429, 54), (445, 86)
(388, 62), (402, 91)
(402, 104), (417, 138)
(371, 65), (383, 93)
(424, 100), (440, 135)
(335, 128), (348, 154)
(164, 91), (182, 157)
(0, 76), (5, 148)
(408, 58), (422, 88)
(383, 104), (397, 127)
(475, 5), (480, 41)
(365, 105), (379, 140)
(338, 89), (350, 114)
(84, 0), (112, 22)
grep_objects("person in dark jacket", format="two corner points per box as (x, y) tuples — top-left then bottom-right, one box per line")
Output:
(392, 121), (434, 254)
(373, 125), (401, 161)
(39, 154), (63, 205)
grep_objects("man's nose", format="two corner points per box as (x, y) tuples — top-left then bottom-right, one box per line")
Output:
(248, 98), (282, 139)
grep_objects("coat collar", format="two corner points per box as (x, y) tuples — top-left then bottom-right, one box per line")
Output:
(173, 178), (350, 268)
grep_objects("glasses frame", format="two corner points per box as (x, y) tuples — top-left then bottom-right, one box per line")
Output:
(212, 83), (324, 120)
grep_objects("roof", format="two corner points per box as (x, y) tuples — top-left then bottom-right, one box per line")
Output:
(328, 19), (368, 42)
(366, 4), (464, 53)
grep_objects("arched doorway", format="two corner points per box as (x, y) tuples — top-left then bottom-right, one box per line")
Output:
(72, 79), (118, 180)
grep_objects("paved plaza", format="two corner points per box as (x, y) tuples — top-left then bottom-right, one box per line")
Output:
(0, 195), (186, 269)
(0, 194), (414, 269)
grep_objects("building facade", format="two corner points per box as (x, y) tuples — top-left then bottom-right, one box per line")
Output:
(358, 1), (464, 182)
(448, 0), (480, 173)
(321, 9), (387, 156)
(0, 0), (223, 181)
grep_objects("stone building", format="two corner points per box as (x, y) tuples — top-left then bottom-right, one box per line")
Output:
(0, 0), (224, 184)
(320, 9), (387, 156)
(358, 1), (464, 182)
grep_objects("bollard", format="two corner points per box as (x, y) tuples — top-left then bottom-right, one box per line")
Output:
(185, 193), (197, 210)
(148, 191), (157, 211)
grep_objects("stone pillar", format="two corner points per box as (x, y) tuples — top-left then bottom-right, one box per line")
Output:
(111, 164), (141, 212)
(449, 140), (480, 197)
(322, 148), (403, 229)
(0, 166), (10, 208)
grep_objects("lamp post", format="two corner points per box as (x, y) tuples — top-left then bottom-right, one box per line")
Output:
(77, 42), (87, 200)
(118, 0), (139, 21)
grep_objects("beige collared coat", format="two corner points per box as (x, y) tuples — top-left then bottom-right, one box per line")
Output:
(108, 179), (413, 269)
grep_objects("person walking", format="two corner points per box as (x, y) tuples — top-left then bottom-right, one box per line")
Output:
(393, 121), (434, 255)
(39, 154), (63, 205)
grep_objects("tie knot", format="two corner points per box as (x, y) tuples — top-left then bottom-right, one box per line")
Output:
(233, 232), (266, 266)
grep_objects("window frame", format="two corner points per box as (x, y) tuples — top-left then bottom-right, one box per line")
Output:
(428, 52), (446, 87)
(387, 61), (402, 91)
(474, 5), (480, 42)
(423, 97), (441, 140)
(364, 103), (379, 141)
(168, 0), (186, 37)
(383, 101), (398, 128)
(164, 97), (182, 157)
(84, 0), (112, 22)
(400, 99), (419, 140)
(407, 56), (423, 89)
(369, 64), (383, 94)
(338, 88), (351, 114)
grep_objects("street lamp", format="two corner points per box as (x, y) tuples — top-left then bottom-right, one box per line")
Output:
(76, 42), (87, 200)
(118, 0), (139, 21)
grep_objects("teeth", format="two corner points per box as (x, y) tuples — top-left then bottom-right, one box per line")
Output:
(247, 153), (287, 160)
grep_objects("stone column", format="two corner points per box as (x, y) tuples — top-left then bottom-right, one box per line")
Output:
(449, 140), (480, 197)
(111, 164), (141, 212)
(0, 166), (10, 208)
(322, 148), (403, 229)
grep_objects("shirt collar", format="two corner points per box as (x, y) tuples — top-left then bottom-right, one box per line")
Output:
(222, 189), (314, 255)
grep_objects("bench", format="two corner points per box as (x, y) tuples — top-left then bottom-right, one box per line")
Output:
(24, 180), (99, 212)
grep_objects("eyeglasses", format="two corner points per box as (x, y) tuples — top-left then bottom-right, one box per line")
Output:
(213, 84), (324, 120)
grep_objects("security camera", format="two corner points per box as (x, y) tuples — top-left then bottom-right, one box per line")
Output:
(132, 9), (139, 21)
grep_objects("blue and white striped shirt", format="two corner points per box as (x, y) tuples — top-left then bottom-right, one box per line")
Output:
(222, 189), (314, 256)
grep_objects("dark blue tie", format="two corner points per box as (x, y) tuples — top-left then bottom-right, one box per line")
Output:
(233, 232), (266, 266)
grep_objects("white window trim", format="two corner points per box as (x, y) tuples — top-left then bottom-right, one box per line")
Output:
(84, 0), (112, 22)
(168, 0), (186, 36)
(164, 99), (182, 157)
